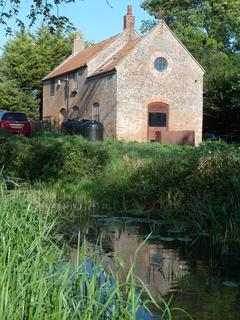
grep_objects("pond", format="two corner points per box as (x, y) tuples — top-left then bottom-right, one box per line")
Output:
(63, 213), (240, 319)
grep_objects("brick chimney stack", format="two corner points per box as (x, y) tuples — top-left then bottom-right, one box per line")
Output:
(124, 5), (135, 31)
(73, 34), (85, 56)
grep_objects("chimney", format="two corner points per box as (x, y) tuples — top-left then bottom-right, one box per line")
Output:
(73, 34), (85, 56)
(124, 5), (135, 31)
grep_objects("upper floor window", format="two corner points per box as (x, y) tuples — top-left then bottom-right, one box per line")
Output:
(154, 57), (168, 72)
(50, 80), (55, 96)
(73, 70), (81, 90)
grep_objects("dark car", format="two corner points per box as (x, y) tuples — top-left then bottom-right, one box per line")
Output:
(0, 111), (31, 136)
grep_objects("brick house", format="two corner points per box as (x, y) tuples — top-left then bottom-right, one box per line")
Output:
(43, 6), (204, 145)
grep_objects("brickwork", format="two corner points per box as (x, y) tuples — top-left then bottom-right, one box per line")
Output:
(116, 22), (204, 145)
(87, 30), (139, 76)
(80, 74), (117, 139)
(43, 29), (138, 136)
(43, 14), (204, 146)
(43, 69), (117, 139)
(43, 67), (88, 123)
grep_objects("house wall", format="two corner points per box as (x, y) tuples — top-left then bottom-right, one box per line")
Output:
(42, 67), (87, 123)
(116, 22), (204, 145)
(42, 30), (139, 125)
(87, 30), (139, 76)
(80, 73), (117, 139)
(42, 68), (117, 139)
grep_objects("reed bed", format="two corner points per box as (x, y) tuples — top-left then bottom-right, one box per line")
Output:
(0, 188), (190, 319)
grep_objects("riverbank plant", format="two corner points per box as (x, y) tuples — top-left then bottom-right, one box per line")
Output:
(0, 132), (239, 252)
(0, 186), (191, 319)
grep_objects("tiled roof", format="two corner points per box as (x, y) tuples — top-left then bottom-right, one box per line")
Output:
(43, 35), (120, 80)
(88, 39), (141, 78)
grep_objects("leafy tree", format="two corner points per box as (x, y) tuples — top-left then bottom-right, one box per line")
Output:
(141, 0), (240, 134)
(204, 54), (240, 134)
(0, 29), (40, 117)
(141, 0), (240, 56)
(0, 80), (39, 118)
(3, 28), (40, 89)
(0, 0), (112, 34)
(0, 26), (81, 118)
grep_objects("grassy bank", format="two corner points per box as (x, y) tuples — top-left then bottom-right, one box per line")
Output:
(1, 187), (187, 319)
(0, 133), (240, 252)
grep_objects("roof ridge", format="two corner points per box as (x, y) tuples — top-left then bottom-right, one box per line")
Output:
(43, 33), (121, 80)
(43, 54), (74, 79)
(115, 20), (205, 74)
(160, 20), (205, 73)
(88, 38), (141, 78)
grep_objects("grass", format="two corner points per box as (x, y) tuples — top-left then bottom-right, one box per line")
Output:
(0, 131), (240, 253)
(0, 186), (191, 319)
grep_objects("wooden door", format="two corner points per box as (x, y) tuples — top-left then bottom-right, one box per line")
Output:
(148, 102), (169, 141)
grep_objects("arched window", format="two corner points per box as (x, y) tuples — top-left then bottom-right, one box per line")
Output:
(148, 102), (169, 141)
(70, 106), (80, 120)
(59, 108), (67, 125)
(93, 102), (100, 122)
(72, 105), (79, 112)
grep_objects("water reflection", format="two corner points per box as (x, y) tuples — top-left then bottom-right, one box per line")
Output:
(65, 214), (240, 320)
(112, 231), (189, 297)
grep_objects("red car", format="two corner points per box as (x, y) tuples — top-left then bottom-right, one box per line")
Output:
(0, 111), (31, 136)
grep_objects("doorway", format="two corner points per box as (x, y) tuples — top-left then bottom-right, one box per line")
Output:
(148, 102), (169, 141)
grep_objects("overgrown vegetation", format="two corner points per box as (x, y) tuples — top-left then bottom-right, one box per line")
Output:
(1, 132), (239, 253)
(0, 186), (190, 319)
(0, 26), (90, 118)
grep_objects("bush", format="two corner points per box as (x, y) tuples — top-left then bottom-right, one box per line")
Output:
(0, 135), (109, 182)
(1, 134), (240, 252)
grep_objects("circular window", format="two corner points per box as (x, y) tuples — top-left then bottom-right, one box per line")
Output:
(154, 57), (168, 72)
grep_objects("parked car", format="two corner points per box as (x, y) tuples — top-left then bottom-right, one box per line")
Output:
(0, 111), (31, 136)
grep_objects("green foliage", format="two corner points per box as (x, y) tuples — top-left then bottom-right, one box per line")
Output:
(140, 0), (240, 134)
(204, 54), (240, 133)
(0, 0), (75, 35)
(141, 0), (240, 55)
(0, 187), (183, 319)
(1, 134), (240, 252)
(0, 135), (109, 182)
(0, 79), (39, 118)
(0, 26), (83, 118)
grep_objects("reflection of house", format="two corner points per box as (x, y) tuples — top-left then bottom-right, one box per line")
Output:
(43, 6), (204, 144)
(113, 231), (189, 297)
(70, 229), (189, 299)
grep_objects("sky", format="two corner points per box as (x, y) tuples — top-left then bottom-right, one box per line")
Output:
(0, 0), (152, 51)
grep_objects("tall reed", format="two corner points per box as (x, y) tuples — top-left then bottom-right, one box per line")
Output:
(0, 188), (189, 319)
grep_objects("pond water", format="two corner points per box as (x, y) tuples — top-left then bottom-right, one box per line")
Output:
(63, 213), (240, 319)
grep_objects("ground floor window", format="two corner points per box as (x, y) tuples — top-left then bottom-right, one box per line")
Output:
(93, 102), (100, 122)
(149, 112), (167, 127)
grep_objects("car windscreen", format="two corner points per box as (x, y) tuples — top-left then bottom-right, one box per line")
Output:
(2, 113), (28, 121)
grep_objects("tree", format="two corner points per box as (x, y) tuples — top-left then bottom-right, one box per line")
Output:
(0, 26), (81, 118)
(0, 28), (40, 117)
(0, 0), (112, 35)
(141, 0), (240, 134)
(141, 0), (240, 56)
(204, 54), (240, 134)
